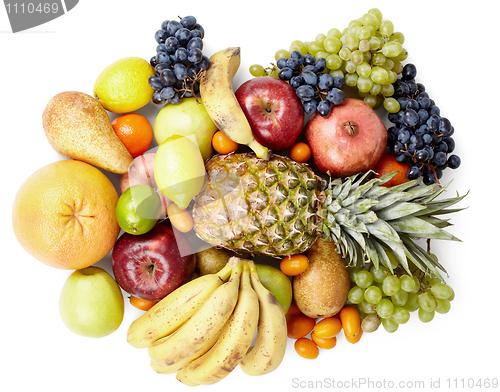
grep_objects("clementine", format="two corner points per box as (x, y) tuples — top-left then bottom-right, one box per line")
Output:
(12, 160), (120, 269)
(111, 113), (153, 158)
(373, 150), (411, 187)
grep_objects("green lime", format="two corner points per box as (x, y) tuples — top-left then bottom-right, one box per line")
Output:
(116, 185), (161, 235)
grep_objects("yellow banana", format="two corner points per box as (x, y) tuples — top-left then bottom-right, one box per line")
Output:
(127, 263), (232, 349)
(148, 260), (243, 373)
(184, 261), (259, 385)
(239, 260), (287, 376)
(176, 368), (200, 387)
(199, 47), (270, 160)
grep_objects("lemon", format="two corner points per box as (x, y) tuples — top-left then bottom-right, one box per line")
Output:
(154, 135), (206, 210)
(116, 185), (162, 235)
(94, 57), (155, 113)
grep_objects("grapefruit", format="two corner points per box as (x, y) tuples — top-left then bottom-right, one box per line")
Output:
(12, 160), (120, 269)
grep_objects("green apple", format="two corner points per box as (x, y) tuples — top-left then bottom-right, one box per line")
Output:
(59, 266), (124, 338)
(154, 97), (217, 161)
(255, 263), (292, 314)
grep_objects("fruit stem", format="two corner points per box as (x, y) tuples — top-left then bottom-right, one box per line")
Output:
(265, 100), (273, 113)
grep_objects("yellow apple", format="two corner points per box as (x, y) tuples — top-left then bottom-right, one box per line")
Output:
(154, 97), (218, 161)
(59, 267), (124, 338)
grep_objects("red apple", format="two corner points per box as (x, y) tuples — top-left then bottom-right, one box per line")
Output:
(120, 153), (170, 218)
(235, 76), (304, 152)
(111, 223), (196, 301)
(305, 98), (387, 177)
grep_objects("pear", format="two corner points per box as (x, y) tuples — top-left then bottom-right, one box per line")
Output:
(196, 247), (252, 276)
(42, 91), (133, 174)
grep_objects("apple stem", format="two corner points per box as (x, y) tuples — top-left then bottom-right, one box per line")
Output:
(265, 100), (273, 113)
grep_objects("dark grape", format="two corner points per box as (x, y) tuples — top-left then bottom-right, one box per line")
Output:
(318, 73), (333, 90)
(296, 85), (315, 101)
(407, 165), (421, 180)
(155, 29), (168, 44)
(317, 100), (332, 117)
(175, 28), (192, 46)
(274, 52), (345, 116)
(276, 57), (288, 69)
(148, 15), (210, 106)
(326, 88), (345, 105)
(193, 23), (204, 38)
(160, 86), (175, 100)
(290, 76), (304, 89)
(332, 76), (346, 89)
(402, 63), (417, 80)
(187, 37), (203, 50)
(198, 55), (210, 70)
(301, 71), (317, 86)
(278, 67), (293, 81)
(386, 63), (460, 183)
(447, 155), (461, 169)
(180, 15), (197, 29)
(166, 20), (182, 36)
(173, 63), (188, 80)
(188, 48), (203, 64)
(303, 100), (317, 114)
(148, 75), (164, 91)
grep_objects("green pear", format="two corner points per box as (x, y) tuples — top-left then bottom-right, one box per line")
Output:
(154, 97), (217, 161)
(196, 248), (247, 276)
(42, 91), (133, 174)
(59, 266), (124, 338)
(255, 263), (292, 314)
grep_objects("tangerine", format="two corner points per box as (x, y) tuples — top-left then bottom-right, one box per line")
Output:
(212, 131), (239, 154)
(111, 113), (153, 158)
(290, 142), (312, 163)
(373, 150), (410, 187)
(129, 296), (157, 311)
(294, 337), (319, 359)
(287, 314), (316, 339)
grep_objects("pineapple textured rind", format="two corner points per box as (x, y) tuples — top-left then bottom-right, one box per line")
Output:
(192, 153), (325, 257)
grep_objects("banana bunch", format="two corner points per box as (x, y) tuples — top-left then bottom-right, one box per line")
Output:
(200, 47), (271, 160)
(126, 257), (287, 386)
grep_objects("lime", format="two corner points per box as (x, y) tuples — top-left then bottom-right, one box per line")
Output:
(94, 57), (155, 113)
(116, 185), (162, 235)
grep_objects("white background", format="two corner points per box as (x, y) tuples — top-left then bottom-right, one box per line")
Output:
(1, 1), (498, 391)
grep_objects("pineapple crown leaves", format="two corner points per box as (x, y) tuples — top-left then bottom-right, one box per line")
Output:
(320, 170), (468, 278)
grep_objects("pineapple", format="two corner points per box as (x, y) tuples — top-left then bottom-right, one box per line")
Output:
(192, 153), (466, 278)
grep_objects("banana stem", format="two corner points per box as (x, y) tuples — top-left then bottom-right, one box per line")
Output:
(247, 140), (271, 160)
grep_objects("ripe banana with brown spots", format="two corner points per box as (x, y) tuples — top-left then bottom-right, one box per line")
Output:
(183, 261), (259, 385)
(199, 47), (270, 160)
(239, 260), (287, 376)
(126, 263), (233, 348)
(148, 260), (243, 374)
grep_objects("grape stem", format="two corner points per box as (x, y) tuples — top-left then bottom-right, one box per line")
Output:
(179, 68), (207, 104)
(397, 142), (443, 186)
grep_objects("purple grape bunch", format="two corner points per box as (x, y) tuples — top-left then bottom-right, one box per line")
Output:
(276, 51), (346, 117)
(149, 15), (210, 105)
(387, 63), (461, 185)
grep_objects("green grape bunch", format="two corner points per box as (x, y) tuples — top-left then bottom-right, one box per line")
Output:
(249, 8), (409, 109)
(347, 251), (454, 334)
